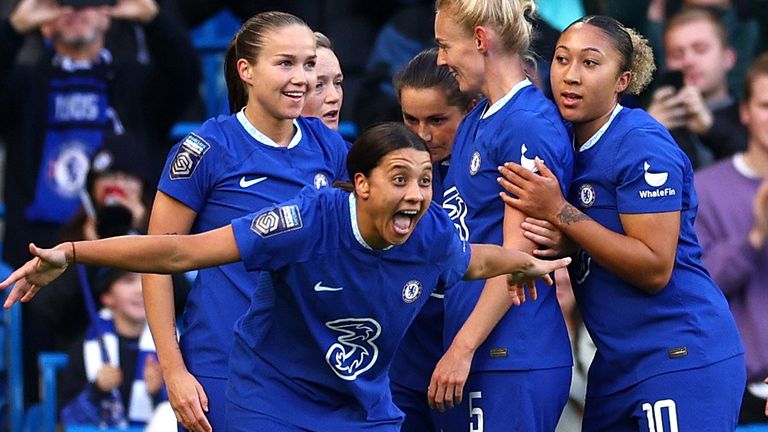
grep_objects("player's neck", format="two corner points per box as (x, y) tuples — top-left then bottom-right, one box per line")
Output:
(244, 106), (295, 147)
(483, 53), (526, 105)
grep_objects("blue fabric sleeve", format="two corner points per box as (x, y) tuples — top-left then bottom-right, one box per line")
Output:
(231, 188), (319, 272)
(157, 130), (220, 212)
(614, 128), (685, 214)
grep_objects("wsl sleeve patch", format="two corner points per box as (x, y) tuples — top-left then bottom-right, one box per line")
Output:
(170, 133), (211, 179)
(250, 205), (303, 237)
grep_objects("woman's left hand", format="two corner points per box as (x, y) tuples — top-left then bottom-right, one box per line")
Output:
(428, 343), (474, 412)
(497, 158), (566, 222)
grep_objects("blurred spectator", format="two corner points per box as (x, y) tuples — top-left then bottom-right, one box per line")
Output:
(21, 134), (189, 407)
(646, 7), (747, 169)
(302, 32), (344, 131)
(694, 53), (768, 425)
(352, 2), (435, 128)
(645, 0), (758, 97)
(58, 268), (166, 428)
(30, 134), (189, 348)
(0, 0), (200, 270)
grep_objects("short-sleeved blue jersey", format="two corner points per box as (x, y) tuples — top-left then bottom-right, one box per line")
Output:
(228, 187), (471, 431)
(157, 113), (348, 378)
(568, 106), (743, 397)
(441, 81), (574, 371)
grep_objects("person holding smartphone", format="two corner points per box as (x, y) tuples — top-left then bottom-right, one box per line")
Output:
(646, 7), (747, 169)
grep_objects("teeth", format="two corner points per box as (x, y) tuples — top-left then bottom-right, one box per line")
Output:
(401, 210), (418, 215)
(284, 92), (304, 97)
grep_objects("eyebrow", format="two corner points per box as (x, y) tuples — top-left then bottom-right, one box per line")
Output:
(273, 53), (317, 61)
(555, 45), (605, 55)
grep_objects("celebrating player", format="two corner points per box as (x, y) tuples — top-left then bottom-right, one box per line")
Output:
(1, 122), (570, 432)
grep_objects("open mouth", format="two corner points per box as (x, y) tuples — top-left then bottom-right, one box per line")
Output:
(322, 109), (339, 120)
(392, 209), (419, 235)
(560, 92), (582, 107)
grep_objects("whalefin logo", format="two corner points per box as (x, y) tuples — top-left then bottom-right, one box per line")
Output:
(520, 144), (539, 172)
(325, 318), (381, 381)
(643, 161), (668, 187)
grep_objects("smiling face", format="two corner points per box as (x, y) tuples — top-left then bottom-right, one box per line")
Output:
(434, 8), (485, 94)
(400, 87), (464, 163)
(355, 148), (433, 248)
(239, 24), (317, 124)
(302, 47), (343, 129)
(550, 23), (630, 142)
(102, 272), (146, 325)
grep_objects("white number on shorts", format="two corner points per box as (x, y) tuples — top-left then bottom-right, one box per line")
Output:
(642, 399), (679, 432)
(469, 391), (484, 432)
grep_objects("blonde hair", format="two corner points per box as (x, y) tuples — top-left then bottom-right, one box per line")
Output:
(435, 0), (537, 55)
(624, 27), (655, 95)
(314, 31), (333, 50)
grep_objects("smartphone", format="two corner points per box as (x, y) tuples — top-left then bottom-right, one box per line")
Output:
(656, 69), (684, 90)
(59, 0), (117, 8)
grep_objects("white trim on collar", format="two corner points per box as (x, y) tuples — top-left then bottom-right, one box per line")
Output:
(481, 79), (533, 119)
(348, 193), (392, 251)
(577, 103), (623, 152)
(237, 109), (302, 149)
(733, 153), (762, 179)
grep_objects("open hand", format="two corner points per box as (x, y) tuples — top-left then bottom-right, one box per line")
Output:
(1, 243), (70, 308)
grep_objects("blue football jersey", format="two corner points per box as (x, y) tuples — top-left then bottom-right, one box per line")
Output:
(228, 187), (471, 431)
(567, 106), (743, 397)
(441, 81), (573, 371)
(157, 113), (348, 378)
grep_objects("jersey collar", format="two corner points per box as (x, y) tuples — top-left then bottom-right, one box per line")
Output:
(237, 109), (302, 149)
(481, 79), (532, 119)
(348, 193), (392, 251)
(733, 153), (762, 179)
(577, 103), (623, 152)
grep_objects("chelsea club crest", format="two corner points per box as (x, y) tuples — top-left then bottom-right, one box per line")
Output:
(402, 280), (423, 303)
(578, 184), (596, 208)
(469, 151), (481, 176)
(314, 173), (329, 189)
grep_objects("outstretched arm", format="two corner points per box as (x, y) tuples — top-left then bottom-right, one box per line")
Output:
(1, 226), (240, 308)
(463, 244), (569, 286)
(429, 243), (570, 411)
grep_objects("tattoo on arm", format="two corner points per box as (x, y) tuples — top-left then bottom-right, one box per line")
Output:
(557, 203), (592, 225)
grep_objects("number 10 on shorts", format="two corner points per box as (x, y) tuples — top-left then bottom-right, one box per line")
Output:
(642, 399), (678, 432)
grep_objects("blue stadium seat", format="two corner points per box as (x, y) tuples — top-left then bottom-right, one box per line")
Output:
(0, 259), (23, 432)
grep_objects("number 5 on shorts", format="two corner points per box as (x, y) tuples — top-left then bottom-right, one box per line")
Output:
(469, 391), (483, 432)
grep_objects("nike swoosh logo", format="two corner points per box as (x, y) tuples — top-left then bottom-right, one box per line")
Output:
(240, 176), (268, 187)
(314, 281), (343, 292)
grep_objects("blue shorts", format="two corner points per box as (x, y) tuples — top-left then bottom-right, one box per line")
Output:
(583, 354), (745, 432)
(177, 375), (227, 432)
(226, 400), (310, 432)
(391, 380), (446, 432)
(441, 367), (571, 432)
